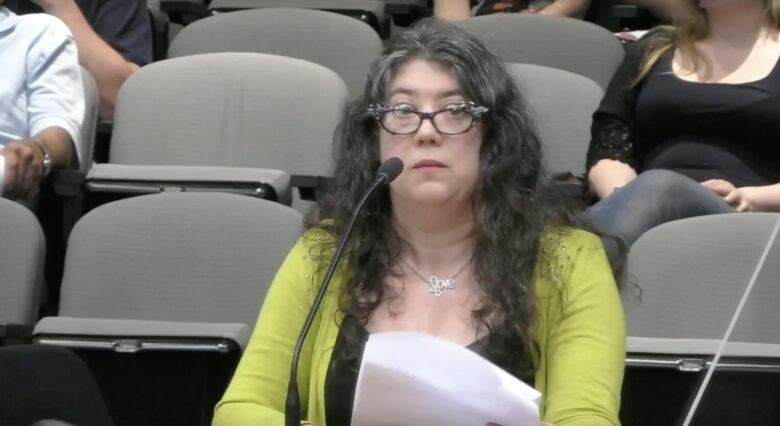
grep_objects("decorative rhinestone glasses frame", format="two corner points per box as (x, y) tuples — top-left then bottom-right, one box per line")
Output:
(367, 101), (489, 136)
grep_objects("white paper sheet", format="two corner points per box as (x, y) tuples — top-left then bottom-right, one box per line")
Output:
(351, 332), (541, 426)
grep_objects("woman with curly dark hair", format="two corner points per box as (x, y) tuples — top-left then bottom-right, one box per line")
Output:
(214, 19), (624, 426)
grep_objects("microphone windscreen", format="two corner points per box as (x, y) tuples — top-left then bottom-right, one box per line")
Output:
(377, 157), (404, 183)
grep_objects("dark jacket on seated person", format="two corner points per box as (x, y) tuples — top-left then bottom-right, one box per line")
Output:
(6, 0), (152, 66)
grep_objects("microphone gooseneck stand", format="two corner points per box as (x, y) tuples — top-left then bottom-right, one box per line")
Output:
(285, 158), (404, 426)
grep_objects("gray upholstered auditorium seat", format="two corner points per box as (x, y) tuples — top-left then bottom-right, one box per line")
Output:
(507, 63), (603, 179)
(84, 52), (347, 207)
(33, 192), (302, 425)
(621, 213), (780, 425)
(0, 198), (45, 345)
(625, 212), (780, 357)
(168, 7), (382, 98)
(34, 192), (302, 351)
(207, 0), (388, 36)
(457, 14), (624, 89)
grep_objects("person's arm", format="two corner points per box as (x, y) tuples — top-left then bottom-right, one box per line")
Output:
(32, 0), (148, 119)
(585, 35), (655, 199)
(719, 183), (780, 212)
(541, 231), (625, 426)
(588, 160), (638, 199)
(2, 128), (72, 199)
(701, 179), (780, 212)
(3, 14), (84, 199)
(213, 236), (319, 426)
(433, 0), (471, 20)
(537, 0), (591, 18)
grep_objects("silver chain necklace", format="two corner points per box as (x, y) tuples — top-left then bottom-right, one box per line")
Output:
(402, 256), (473, 296)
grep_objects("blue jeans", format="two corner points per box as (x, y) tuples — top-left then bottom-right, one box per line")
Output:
(586, 170), (735, 267)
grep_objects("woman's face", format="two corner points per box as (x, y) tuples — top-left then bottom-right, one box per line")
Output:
(378, 58), (484, 209)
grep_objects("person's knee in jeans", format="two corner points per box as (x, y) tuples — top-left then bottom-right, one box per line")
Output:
(588, 169), (733, 269)
(628, 169), (734, 216)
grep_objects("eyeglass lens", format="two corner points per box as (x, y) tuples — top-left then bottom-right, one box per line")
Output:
(381, 108), (475, 135)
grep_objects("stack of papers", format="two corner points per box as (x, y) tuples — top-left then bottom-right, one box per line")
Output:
(352, 332), (541, 426)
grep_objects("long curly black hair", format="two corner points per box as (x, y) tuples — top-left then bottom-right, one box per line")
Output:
(305, 19), (584, 380)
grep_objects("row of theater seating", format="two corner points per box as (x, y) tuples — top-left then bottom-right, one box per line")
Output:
(146, 0), (663, 52)
(3, 192), (780, 425)
(155, 0), (426, 41)
(73, 10), (624, 219)
(1, 192), (302, 425)
(58, 9), (636, 242)
(46, 9), (626, 263)
(4, 6), (779, 426)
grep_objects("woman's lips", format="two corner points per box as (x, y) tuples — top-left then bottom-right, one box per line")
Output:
(413, 159), (446, 169)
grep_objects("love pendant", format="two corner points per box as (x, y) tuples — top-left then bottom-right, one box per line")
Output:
(428, 275), (456, 296)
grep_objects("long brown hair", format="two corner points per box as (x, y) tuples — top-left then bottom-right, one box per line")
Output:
(308, 19), (584, 380)
(637, 0), (780, 83)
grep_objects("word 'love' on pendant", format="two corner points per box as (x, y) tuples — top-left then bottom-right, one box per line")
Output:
(428, 275), (456, 297)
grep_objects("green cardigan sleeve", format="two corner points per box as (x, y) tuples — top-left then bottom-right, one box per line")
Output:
(536, 230), (626, 426)
(213, 236), (320, 425)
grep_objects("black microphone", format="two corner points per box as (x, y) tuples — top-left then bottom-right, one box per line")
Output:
(285, 157), (403, 426)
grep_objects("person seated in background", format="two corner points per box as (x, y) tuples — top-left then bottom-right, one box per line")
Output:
(213, 19), (625, 426)
(434, 0), (591, 20)
(6, 0), (153, 119)
(0, 1), (83, 200)
(585, 0), (780, 267)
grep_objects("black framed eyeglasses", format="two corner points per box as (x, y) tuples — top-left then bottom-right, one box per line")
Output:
(367, 101), (489, 136)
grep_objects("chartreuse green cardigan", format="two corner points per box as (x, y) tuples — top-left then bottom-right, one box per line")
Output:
(213, 228), (625, 426)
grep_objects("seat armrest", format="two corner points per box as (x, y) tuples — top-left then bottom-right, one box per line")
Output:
(34, 317), (251, 351)
(161, 0), (210, 25)
(96, 120), (114, 136)
(208, 0), (388, 36)
(612, 4), (660, 30)
(0, 323), (34, 345)
(551, 172), (588, 203)
(384, 0), (428, 27)
(627, 336), (780, 359)
(612, 4), (641, 18)
(50, 169), (87, 197)
(290, 174), (331, 201)
(85, 164), (291, 204)
(384, 0), (428, 16)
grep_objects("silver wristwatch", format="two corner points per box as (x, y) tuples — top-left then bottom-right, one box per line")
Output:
(30, 138), (53, 177)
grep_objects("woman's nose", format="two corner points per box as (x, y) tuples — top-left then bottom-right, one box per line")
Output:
(414, 116), (442, 145)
